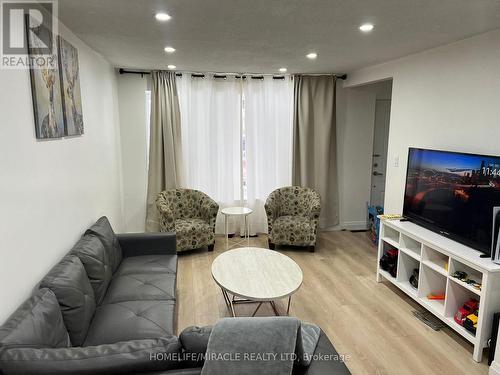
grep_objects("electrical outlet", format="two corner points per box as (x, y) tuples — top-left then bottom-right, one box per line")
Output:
(394, 156), (400, 167)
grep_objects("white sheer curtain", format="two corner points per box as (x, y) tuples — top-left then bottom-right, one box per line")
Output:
(177, 75), (242, 233)
(243, 77), (294, 233)
(176, 74), (293, 235)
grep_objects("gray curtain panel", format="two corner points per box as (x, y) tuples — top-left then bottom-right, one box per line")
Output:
(145, 71), (184, 232)
(292, 75), (339, 228)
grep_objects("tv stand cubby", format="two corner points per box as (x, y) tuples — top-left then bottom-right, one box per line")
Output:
(377, 218), (500, 362)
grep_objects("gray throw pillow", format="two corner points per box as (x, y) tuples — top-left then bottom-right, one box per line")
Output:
(0, 288), (69, 349)
(71, 233), (112, 304)
(85, 216), (123, 273)
(40, 255), (96, 346)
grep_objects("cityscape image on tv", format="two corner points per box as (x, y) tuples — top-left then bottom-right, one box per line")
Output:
(404, 149), (500, 253)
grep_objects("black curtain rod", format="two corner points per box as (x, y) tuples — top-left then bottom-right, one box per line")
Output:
(118, 68), (347, 80)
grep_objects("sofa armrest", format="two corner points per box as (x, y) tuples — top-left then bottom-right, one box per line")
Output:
(178, 326), (212, 368)
(0, 337), (182, 375)
(293, 331), (350, 375)
(117, 233), (177, 257)
(199, 196), (218, 231)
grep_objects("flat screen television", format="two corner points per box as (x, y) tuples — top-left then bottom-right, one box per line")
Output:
(403, 148), (500, 256)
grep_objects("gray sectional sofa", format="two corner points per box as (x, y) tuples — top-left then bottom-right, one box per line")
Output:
(0, 217), (350, 375)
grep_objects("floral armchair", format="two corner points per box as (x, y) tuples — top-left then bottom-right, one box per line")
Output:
(156, 189), (219, 252)
(265, 186), (321, 252)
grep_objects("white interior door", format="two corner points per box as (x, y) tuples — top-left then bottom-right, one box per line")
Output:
(370, 99), (391, 207)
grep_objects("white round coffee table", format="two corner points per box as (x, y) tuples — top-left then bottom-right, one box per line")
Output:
(211, 247), (303, 317)
(220, 206), (253, 250)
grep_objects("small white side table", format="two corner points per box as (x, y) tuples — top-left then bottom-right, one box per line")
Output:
(220, 207), (253, 250)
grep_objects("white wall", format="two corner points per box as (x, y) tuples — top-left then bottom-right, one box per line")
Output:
(344, 29), (500, 215)
(116, 74), (148, 232)
(0, 23), (123, 323)
(336, 80), (392, 230)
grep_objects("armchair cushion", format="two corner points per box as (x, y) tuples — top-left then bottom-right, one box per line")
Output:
(272, 216), (314, 246)
(175, 218), (213, 251)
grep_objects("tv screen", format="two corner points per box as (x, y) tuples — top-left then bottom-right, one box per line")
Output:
(403, 148), (500, 255)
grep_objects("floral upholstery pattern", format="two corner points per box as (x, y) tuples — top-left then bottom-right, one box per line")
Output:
(265, 186), (321, 248)
(156, 189), (219, 252)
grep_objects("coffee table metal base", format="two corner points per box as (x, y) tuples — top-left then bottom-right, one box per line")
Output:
(220, 288), (292, 317)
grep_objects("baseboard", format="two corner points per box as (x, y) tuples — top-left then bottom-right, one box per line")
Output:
(489, 360), (500, 375)
(341, 221), (368, 231)
(321, 225), (341, 232)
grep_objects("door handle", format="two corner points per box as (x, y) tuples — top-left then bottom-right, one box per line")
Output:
(373, 172), (384, 176)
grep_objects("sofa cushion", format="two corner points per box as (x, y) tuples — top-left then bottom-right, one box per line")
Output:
(0, 288), (69, 350)
(102, 272), (176, 304)
(39, 255), (96, 347)
(86, 216), (123, 273)
(0, 337), (182, 375)
(84, 300), (175, 346)
(114, 255), (177, 277)
(272, 216), (313, 244)
(71, 233), (112, 305)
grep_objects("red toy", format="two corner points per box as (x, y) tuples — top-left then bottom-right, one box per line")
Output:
(427, 293), (445, 300)
(454, 299), (480, 326)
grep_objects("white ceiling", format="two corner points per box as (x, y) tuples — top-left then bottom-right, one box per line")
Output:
(57, 0), (500, 74)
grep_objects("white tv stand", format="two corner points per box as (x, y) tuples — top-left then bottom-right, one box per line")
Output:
(377, 218), (500, 362)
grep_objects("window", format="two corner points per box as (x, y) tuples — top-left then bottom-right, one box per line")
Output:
(146, 74), (294, 233)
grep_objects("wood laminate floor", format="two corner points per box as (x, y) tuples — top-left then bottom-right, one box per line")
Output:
(176, 231), (489, 374)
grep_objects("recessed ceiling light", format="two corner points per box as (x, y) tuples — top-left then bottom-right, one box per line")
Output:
(306, 52), (318, 59)
(164, 46), (176, 53)
(359, 23), (374, 32)
(279, 67), (287, 73)
(167, 64), (176, 70)
(155, 12), (171, 21)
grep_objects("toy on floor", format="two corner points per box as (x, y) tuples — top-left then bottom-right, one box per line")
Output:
(454, 299), (480, 326)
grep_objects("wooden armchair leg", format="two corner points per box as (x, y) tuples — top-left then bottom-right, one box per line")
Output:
(309, 245), (315, 253)
(208, 244), (215, 252)
(268, 240), (275, 250)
